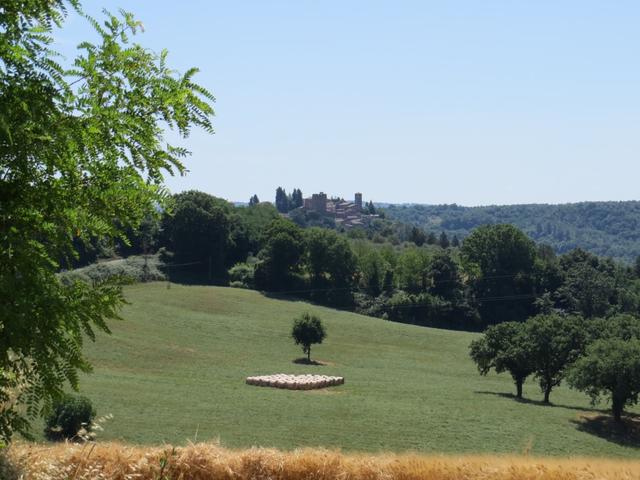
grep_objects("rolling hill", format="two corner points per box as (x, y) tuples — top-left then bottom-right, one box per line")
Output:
(65, 283), (639, 457)
(382, 201), (640, 263)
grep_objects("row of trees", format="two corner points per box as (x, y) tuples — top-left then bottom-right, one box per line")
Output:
(470, 314), (640, 421)
(408, 227), (459, 248)
(275, 187), (303, 213)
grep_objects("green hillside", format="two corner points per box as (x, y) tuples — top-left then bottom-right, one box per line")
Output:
(70, 283), (638, 457)
(382, 201), (640, 263)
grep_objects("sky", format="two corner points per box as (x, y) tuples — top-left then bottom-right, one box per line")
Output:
(55, 1), (640, 206)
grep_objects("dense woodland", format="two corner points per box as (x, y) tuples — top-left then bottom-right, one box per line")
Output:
(80, 190), (640, 333)
(383, 202), (640, 263)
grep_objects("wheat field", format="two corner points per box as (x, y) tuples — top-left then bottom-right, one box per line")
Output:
(3, 442), (640, 480)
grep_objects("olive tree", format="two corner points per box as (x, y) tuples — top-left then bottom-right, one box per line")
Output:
(0, 1), (214, 441)
(291, 313), (327, 363)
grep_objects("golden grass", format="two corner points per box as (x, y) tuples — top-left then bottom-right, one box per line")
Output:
(3, 442), (640, 480)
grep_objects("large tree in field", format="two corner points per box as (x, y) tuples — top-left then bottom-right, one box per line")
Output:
(0, 1), (214, 441)
(291, 313), (326, 363)
(469, 322), (533, 398)
(461, 224), (537, 325)
(526, 314), (586, 403)
(568, 338), (640, 422)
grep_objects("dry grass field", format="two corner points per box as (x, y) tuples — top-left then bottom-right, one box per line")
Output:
(3, 442), (640, 480)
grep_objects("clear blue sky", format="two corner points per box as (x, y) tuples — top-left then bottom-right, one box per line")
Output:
(56, 1), (640, 206)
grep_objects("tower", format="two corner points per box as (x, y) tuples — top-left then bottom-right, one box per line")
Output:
(355, 192), (363, 210)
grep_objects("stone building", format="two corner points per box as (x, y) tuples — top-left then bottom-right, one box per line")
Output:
(299, 192), (376, 229)
(355, 192), (362, 210)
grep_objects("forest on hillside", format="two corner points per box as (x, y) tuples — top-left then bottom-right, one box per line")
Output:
(382, 201), (640, 263)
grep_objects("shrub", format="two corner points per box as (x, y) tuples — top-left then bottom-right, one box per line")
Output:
(44, 394), (96, 441)
(228, 262), (255, 288)
(61, 255), (166, 284)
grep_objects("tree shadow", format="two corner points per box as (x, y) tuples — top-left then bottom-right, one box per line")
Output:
(571, 414), (640, 448)
(292, 357), (328, 366)
(474, 390), (601, 413)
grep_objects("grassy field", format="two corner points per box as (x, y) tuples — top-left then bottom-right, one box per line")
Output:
(57, 283), (639, 457)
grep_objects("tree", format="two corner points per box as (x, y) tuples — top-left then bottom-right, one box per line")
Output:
(254, 219), (304, 290)
(233, 202), (280, 255)
(557, 249), (616, 318)
(526, 314), (585, 403)
(304, 228), (356, 305)
(461, 224), (538, 325)
(469, 322), (533, 398)
(426, 232), (437, 245)
(439, 231), (450, 249)
(161, 191), (231, 283)
(568, 338), (640, 422)
(275, 187), (289, 213)
(290, 188), (303, 209)
(249, 194), (260, 206)
(409, 226), (426, 247)
(396, 248), (430, 294)
(291, 313), (326, 362)
(635, 256), (640, 279)
(451, 235), (460, 247)
(428, 250), (463, 301)
(0, 2), (214, 441)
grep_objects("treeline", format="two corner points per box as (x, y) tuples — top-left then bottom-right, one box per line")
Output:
(470, 313), (640, 421)
(99, 190), (640, 332)
(383, 201), (640, 263)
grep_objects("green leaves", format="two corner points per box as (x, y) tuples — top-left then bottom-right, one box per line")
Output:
(567, 338), (640, 421)
(1, 1), (214, 441)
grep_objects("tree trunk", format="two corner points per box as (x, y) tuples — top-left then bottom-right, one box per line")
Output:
(543, 385), (551, 403)
(307, 346), (311, 363)
(516, 379), (523, 399)
(612, 396), (624, 422)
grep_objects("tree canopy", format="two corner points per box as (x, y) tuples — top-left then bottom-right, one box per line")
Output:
(461, 224), (537, 324)
(291, 313), (326, 362)
(0, 1), (214, 441)
(568, 338), (640, 422)
(469, 322), (533, 398)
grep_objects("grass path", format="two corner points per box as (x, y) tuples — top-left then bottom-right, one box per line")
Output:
(64, 283), (640, 457)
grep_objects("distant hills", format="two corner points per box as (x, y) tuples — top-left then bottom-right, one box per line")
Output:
(382, 201), (640, 263)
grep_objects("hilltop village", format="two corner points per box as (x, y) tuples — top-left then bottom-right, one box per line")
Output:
(294, 192), (380, 229)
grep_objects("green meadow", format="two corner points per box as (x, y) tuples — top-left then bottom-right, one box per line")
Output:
(66, 283), (638, 457)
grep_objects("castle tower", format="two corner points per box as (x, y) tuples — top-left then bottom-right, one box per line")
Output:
(355, 192), (363, 210)
(311, 192), (328, 212)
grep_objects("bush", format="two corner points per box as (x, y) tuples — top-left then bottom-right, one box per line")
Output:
(61, 254), (166, 284)
(228, 262), (255, 288)
(44, 394), (96, 441)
